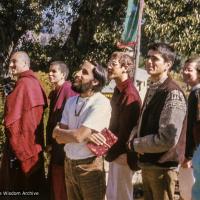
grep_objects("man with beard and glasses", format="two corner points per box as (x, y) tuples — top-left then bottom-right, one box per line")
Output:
(53, 60), (111, 200)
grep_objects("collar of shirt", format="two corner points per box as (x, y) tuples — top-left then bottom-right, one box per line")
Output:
(18, 69), (33, 78)
(192, 83), (200, 91)
(149, 76), (168, 90)
(116, 78), (132, 92)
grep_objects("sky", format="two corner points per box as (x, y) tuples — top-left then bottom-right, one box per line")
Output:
(19, 1), (80, 47)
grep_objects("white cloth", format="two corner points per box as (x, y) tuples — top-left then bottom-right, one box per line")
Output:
(106, 162), (134, 200)
(178, 167), (195, 200)
(61, 92), (111, 160)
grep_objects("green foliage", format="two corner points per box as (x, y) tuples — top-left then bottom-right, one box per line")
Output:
(36, 71), (52, 95)
(143, 0), (200, 56)
(1, 0), (200, 75)
(170, 71), (188, 93)
(36, 71), (51, 147)
(0, 71), (52, 153)
(0, 0), (48, 74)
(60, 0), (127, 70)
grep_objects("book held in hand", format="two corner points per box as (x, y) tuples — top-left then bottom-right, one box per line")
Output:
(87, 128), (118, 156)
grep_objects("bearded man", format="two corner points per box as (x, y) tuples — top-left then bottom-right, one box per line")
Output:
(53, 60), (111, 200)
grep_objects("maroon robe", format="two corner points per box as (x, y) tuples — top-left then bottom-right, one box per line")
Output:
(46, 81), (77, 200)
(0, 70), (48, 194)
(46, 81), (77, 165)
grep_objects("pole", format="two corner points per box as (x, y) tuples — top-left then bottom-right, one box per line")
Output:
(134, 0), (144, 85)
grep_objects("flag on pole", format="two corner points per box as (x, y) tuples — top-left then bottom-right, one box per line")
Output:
(117, 0), (144, 48)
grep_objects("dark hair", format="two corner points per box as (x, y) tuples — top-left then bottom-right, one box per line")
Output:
(184, 56), (200, 75)
(147, 43), (176, 65)
(110, 51), (135, 77)
(90, 61), (107, 92)
(50, 61), (69, 79)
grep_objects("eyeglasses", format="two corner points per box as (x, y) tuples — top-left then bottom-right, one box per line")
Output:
(107, 60), (120, 68)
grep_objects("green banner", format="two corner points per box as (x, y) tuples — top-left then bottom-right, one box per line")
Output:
(121, 0), (140, 46)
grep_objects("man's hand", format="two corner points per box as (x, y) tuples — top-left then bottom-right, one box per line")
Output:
(133, 138), (144, 155)
(88, 132), (109, 147)
(114, 154), (127, 165)
(52, 125), (60, 139)
(52, 125), (67, 144)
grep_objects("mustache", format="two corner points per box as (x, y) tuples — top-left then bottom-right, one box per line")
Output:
(71, 75), (79, 82)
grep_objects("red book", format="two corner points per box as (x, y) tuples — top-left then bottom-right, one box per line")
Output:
(87, 128), (118, 157)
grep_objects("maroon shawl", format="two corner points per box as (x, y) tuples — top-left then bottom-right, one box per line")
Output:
(46, 81), (77, 165)
(4, 70), (47, 173)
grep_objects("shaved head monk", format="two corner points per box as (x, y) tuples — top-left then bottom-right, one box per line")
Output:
(0, 51), (48, 199)
(9, 51), (31, 76)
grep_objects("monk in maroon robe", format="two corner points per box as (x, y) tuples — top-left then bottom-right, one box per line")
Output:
(0, 51), (48, 198)
(46, 61), (77, 200)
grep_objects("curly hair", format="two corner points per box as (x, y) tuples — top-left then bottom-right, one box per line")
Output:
(110, 51), (135, 77)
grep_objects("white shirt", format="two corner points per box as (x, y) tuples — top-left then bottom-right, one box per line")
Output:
(61, 92), (111, 159)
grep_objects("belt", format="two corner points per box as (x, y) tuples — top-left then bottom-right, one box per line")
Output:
(65, 156), (97, 165)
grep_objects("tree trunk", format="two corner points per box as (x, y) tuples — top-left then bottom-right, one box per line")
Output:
(61, 0), (125, 70)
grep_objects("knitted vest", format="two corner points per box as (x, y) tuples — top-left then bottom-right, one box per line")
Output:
(139, 77), (187, 168)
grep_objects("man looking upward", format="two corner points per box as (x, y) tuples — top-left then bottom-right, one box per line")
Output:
(53, 60), (111, 200)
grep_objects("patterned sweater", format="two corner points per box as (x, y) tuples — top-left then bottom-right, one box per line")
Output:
(133, 77), (187, 168)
